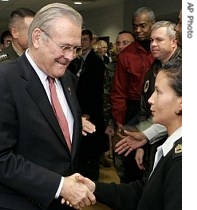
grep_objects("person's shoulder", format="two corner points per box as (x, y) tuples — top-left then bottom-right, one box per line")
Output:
(176, 47), (182, 60)
(89, 49), (101, 59)
(66, 69), (78, 79)
(0, 52), (10, 63)
(91, 51), (106, 65)
(0, 45), (18, 63)
(171, 46), (182, 61)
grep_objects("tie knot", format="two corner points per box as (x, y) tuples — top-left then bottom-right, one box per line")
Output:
(48, 76), (55, 84)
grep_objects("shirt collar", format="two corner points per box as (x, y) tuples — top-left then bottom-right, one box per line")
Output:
(25, 49), (48, 84)
(12, 42), (23, 56)
(82, 49), (91, 61)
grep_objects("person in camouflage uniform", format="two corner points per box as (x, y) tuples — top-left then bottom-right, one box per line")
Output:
(103, 31), (135, 180)
(104, 31), (135, 135)
(103, 47), (118, 160)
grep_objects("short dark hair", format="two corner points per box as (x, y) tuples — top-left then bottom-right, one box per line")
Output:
(132, 7), (155, 22)
(82, 29), (93, 41)
(0, 30), (11, 44)
(8, 8), (35, 31)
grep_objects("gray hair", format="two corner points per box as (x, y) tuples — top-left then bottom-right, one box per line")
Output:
(151, 21), (177, 39)
(28, 3), (83, 45)
(132, 7), (155, 22)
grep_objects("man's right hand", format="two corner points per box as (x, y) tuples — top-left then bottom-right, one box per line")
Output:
(60, 173), (96, 209)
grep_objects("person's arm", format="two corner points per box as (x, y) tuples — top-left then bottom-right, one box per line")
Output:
(115, 130), (148, 156)
(74, 174), (144, 210)
(115, 123), (167, 156)
(60, 173), (96, 209)
(110, 54), (129, 125)
(142, 124), (167, 144)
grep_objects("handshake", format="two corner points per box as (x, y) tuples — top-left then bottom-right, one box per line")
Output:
(60, 173), (96, 209)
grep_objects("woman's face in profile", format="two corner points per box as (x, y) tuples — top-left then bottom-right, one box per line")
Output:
(148, 71), (182, 127)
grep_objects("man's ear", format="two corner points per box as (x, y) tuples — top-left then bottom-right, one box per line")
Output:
(31, 28), (43, 48)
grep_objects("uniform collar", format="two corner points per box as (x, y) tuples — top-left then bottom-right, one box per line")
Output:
(162, 127), (182, 157)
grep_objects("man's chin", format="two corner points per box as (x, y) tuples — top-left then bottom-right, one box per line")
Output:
(137, 37), (146, 41)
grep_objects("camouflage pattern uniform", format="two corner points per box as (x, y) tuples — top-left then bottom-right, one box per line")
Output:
(103, 58), (126, 181)
(103, 61), (116, 128)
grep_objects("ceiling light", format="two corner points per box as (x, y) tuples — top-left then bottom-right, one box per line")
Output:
(1, 0), (10, 1)
(74, 2), (82, 5)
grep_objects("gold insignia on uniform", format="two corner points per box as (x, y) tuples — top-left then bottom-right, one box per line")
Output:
(175, 144), (182, 153)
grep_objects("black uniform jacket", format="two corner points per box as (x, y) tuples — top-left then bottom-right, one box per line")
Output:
(0, 54), (82, 210)
(95, 138), (182, 210)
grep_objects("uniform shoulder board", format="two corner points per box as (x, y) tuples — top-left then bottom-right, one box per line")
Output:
(0, 53), (8, 61)
(173, 138), (182, 158)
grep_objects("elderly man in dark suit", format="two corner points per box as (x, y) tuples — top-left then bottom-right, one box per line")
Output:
(0, 3), (95, 210)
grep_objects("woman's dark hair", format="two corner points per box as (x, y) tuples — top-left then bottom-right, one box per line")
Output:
(159, 59), (182, 97)
(159, 59), (182, 115)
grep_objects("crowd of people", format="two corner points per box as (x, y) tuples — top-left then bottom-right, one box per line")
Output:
(0, 2), (182, 210)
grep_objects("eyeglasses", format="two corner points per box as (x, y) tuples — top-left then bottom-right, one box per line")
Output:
(41, 29), (82, 54)
(116, 40), (131, 46)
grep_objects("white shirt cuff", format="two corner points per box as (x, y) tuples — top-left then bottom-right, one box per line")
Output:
(143, 124), (167, 144)
(55, 176), (64, 198)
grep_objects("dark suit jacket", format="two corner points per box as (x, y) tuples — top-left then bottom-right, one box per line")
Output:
(0, 54), (82, 210)
(76, 50), (108, 157)
(95, 138), (182, 210)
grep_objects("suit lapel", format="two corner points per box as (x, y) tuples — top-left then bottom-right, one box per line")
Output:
(18, 55), (71, 152)
(60, 75), (81, 157)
